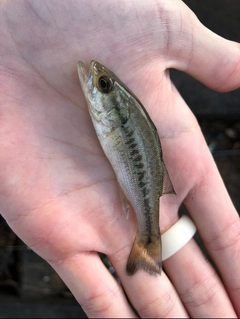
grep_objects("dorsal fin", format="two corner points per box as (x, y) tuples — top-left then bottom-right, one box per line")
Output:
(162, 162), (176, 195)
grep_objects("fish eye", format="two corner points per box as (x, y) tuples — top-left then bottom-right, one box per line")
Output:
(98, 76), (113, 93)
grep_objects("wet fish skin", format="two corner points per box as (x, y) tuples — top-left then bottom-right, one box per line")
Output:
(77, 60), (175, 276)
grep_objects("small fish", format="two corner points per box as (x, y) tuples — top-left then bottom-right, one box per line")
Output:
(77, 60), (175, 276)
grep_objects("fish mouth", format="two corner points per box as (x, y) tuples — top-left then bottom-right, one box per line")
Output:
(77, 61), (95, 75)
(77, 60), (98, 82)
(77, 61), (88, 87)
(77, 60), (96, 93)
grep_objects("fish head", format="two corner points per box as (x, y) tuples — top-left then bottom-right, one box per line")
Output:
(77, 60), (131, 127)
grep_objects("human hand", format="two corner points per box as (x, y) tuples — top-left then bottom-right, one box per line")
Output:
(0, 0), (240, 317)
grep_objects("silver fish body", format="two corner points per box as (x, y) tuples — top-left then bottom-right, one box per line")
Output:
(77, 60), (175, 275)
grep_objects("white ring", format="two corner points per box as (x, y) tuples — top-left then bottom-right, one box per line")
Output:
(162, 215), (196, 261)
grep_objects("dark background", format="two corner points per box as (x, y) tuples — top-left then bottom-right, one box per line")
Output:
(1, 1), (240, 317)
(172, 0), (240, 120)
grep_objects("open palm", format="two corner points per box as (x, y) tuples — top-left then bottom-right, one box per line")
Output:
(1, 1), (240, 317)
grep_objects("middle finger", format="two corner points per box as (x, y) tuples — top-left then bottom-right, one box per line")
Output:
(111, 251), (188, 318)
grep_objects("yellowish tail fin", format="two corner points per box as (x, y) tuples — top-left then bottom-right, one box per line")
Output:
(126, 232), (162, 276)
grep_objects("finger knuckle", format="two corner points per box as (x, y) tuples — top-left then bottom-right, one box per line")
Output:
(137, 289), (177, 318)
(82, 286), (118, 316)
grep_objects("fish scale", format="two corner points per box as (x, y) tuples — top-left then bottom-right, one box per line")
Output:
(77, 60), (175, 276)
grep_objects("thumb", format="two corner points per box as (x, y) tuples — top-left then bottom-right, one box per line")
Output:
(166, 0), (240, 92)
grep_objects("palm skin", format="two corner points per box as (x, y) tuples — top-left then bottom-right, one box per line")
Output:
(1, 1), (240, 317)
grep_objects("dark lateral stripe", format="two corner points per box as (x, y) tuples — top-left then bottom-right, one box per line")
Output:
(144, 198), (150, 206)
(139, 181), (146, 188)
(125, 130), (134, 138)
(146, 236), (152, 245)
(135, 162), (144, 168)
(129, 143), (137, 149)
(137, 171), (145, 181)
(125, 138), (135, 145)
(131, 149), (139, 156)
(134, 155), (142, 162)
(142, 187), (150, 197)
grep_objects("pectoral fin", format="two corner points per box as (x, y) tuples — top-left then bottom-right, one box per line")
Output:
(121, 194), (130, 219)
(118, 186), (130, 219)
(162, 162), (176, 195)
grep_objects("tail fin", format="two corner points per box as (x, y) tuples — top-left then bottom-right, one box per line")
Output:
(126, 232), (162, 276)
